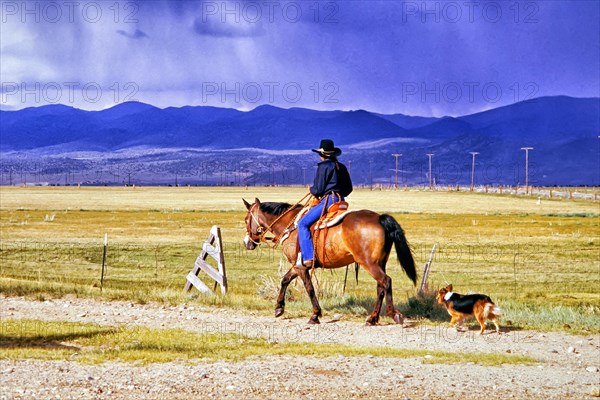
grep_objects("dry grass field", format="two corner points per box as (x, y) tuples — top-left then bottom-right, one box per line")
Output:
(1, 186), (598, 332)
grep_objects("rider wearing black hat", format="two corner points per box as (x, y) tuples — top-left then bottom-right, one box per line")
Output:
(297, 139), (353, 268)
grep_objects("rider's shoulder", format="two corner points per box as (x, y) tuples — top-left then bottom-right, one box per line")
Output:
(317, 159), (336, 167)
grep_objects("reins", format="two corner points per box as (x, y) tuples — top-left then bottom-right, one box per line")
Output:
(247, 193), (313, 249)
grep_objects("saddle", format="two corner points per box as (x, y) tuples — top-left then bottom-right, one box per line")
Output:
(294, 201), (354, 230)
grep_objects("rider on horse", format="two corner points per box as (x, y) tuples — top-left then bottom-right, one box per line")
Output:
(297, 139), (353, 269)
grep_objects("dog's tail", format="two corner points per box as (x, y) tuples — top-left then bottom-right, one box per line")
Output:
(484, 303), (502, 318)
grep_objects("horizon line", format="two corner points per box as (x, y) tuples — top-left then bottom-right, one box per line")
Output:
(1, 94), (597, 119)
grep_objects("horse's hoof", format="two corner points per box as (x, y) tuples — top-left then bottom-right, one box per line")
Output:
(393, 313), (404, 325)
(274, 308), (284, 318)
(308, 317), (320, 325)
(365, 319), (379, 326)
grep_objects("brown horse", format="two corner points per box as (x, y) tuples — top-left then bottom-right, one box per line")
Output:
(243, 198), (417, 325)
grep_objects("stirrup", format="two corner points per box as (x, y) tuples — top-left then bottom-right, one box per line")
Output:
(294, 253), (313, 269)
(294, 260), (313, 270)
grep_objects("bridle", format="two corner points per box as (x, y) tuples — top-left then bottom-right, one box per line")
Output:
(245, 202), (271, 246)
(245, 196), (310, 248)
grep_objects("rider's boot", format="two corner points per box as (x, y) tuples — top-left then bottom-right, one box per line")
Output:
(294, 253), (313, 269)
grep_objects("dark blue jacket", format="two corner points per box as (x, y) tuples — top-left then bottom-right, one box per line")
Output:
(310, 159), (351, 198)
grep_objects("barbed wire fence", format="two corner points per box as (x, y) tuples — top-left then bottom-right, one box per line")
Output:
(1, 239), (597, 300)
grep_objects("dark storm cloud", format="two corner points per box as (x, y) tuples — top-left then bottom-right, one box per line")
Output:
(1, 0), (598, 114)
(193, 17), (265, 38)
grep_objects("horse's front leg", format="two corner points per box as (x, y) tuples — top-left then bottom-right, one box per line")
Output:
(296, 267), (322, 324)
(275, 267), (298, 318)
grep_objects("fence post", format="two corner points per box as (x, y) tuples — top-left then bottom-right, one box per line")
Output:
(419, 243), (438, 295)
(100, 234), (107, 292)
(184, 226), (227, 295)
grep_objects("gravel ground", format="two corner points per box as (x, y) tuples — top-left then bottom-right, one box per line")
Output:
(1, 296), (599, 399)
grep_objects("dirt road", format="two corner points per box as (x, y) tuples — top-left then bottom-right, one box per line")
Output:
(1, 296), (599, 399)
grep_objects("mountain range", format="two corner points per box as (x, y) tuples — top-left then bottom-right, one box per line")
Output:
(0, 96), (598, 186)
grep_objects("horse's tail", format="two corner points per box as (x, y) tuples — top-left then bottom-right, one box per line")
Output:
(379, 214), (417, 285)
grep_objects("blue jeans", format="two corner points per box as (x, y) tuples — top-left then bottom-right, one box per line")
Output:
(298, 193), (342, 263)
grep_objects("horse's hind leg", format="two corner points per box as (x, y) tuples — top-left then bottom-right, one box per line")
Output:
(296, 267), (322, 324)
(363, 264), (403, 326)
(363, 265), (388, 326)
(366, 280), (386, 326)
(275, 267), (298, 318)
(384, 275), (404, 324)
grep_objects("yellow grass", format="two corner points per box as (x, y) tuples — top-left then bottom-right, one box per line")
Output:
(1, 186), (598, 332)
(1, 185), (598, 214)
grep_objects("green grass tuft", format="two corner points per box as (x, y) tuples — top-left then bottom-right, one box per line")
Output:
(399, 293), (450, 321)
(495, 299), (600, 334)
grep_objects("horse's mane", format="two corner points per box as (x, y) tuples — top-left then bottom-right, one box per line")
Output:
(259, 202), (300, 216)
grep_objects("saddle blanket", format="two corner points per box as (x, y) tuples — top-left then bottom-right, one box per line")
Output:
(280, 209), (357, 244)
(313, 210), (356, 230)
(292, 205), (357, 231)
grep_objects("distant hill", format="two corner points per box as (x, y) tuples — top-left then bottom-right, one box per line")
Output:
(0, 96), (598, 185)
(374, 112), (443, 130)
(0, 103), (410, 151)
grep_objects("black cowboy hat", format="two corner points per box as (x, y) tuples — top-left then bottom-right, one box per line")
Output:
(312, 139), (342, 157)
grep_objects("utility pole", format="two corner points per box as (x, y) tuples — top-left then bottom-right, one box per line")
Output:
(369, 160), (373, 190)
(302, 167), (307, 186)
(469, 152), (479, 192)
(521, 147), (533, 194)
(392, 153), (402, 189)
(426, 153), (434, 189)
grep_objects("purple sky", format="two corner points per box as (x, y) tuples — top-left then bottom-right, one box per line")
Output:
(1, 0), (599, 116)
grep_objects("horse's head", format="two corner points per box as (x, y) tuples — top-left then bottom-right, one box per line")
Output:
(243, 198), (300, 250)
(243, 198), (267, 250)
